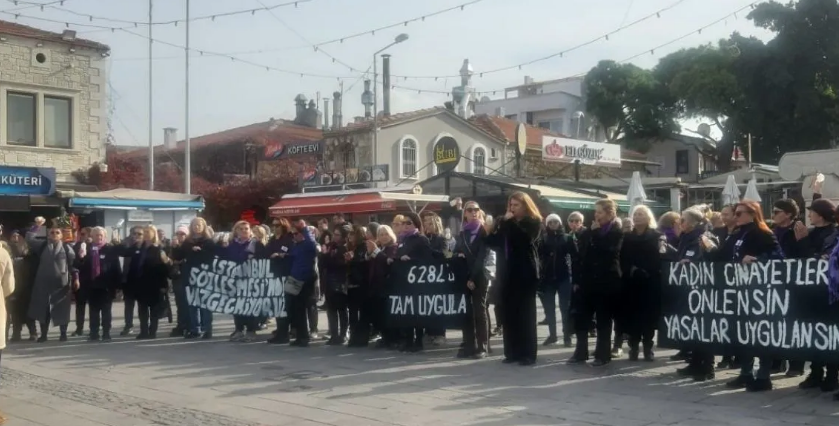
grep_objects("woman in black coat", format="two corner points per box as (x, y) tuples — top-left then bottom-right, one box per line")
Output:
(74, 227), (122, 341)
(321, 224), (352, 345)
(569, 199), (624, 366)
(484, 192), (542, 366)
(347, 225), (371, 347)
(620, 206), (663, 361)
(453, 201), (491, 359)
(171, 218), (217, 339)
(123, 225), (171, 340)
(6, 232), (36, 341)
(394, 212), (433, 352)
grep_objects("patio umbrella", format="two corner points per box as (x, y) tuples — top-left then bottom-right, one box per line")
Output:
(722, 175), (741, 206)
(626, 171), (647, 210)
(744, 177), (762, 203)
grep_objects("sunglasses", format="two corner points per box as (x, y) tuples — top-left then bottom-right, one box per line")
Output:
(465, 208), (479, 213)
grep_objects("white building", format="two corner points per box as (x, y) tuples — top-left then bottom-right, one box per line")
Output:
(0, 21), (110, 182)
(474, 76), (602, 141)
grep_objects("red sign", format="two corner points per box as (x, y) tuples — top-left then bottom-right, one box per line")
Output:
(240, 209), (260, 225)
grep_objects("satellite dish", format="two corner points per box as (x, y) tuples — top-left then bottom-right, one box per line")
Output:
(697, 123), (712, 138)
(480, 96), (491, 102)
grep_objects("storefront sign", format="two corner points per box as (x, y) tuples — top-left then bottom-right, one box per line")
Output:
(433, 136), (460, 173)
(264, 140), (324, 160)
(300, 164), (390, 188)
(185, 256), (286, 318)
(515, 123), (527, 156)
(127, 210), (154, 222)
(541, 136), (621, 167)
(0, 166), (56, 196)
(386, 259), (470, 329)
(659, 259), (838, 362)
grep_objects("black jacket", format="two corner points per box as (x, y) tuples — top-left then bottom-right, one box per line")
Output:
(122, 243), (170, 305)
(581, 220), (624, 294)
(621, 228), (663, 285)
(676, 227), (716, 262)
(347, 243), (370, 289)
(729, 222), (783, 262)
(539, 229), (571, 283)
(321, 242), (349, 294)
(264, 234), (296, 276)
(453, 227), (490, 285)
(485, 216), (542, 291)
(396, 232), (432, 262)
(75, 244), (123, 291)
(569, 228), (590, 286)
(427, 234), (448, 261)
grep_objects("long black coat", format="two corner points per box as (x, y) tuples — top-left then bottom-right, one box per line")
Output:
(123, 243), (170, 306)
(581, 220), (624, 295)
(620, 228), (663, 320)
(75, 244), (123, 292)
(453, 227), (491, 287)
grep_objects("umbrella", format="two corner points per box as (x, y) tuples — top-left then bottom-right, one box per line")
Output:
(626, 171), (647, 210)
(722, 175), (741, 206)
(744, 177), (762, 203)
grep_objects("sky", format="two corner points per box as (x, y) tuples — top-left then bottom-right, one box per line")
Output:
(3, 0), (777, 147)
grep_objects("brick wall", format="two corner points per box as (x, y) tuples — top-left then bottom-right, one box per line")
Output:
(0, 35), (107, 182)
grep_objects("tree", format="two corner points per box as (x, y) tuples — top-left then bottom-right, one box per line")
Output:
(583, 60), (679, 151)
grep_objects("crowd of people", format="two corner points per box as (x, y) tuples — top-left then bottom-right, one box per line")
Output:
(2, 185), (839, 403)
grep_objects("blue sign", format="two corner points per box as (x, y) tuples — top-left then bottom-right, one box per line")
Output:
(0, 166), (56, 196)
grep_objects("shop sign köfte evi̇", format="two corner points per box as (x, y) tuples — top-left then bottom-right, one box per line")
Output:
(263, 140), (324, 160)
(541, 136), (621, 167)
(0, 166), (56, 196)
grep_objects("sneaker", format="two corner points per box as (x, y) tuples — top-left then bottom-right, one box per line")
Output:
(693, 371), (715, 381)
(798, 373), (823, 389)
(542, 336), (558, 346)
(726, 375), (753, 389)
(746, 378), (773, 392)
(611, 347), (623, 358)
(120, 327), (133, 337)
(562, 336), (572, 347)
(229, 331), (245, 342)
(71, 329), (84, 337)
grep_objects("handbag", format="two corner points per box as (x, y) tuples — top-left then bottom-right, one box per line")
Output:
(284, 276), (304, 296)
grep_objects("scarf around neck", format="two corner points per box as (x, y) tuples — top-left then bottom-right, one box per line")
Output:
(463, 220), (481, 243)
(90, 242), (105, 279)
(399, 229), (418, 243)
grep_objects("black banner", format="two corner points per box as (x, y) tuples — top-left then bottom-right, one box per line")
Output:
(386, 259), (471, 329)
(658, 259), (839, 362)
(185, 257), (286, 318)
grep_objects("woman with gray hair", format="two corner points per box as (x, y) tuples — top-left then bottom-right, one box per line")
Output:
(27, 223), (78, 342)
(75, 227), (123, 341)
(538, 213), (573, 347)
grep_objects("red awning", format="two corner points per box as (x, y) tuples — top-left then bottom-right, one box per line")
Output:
(269, 193), (399, 217)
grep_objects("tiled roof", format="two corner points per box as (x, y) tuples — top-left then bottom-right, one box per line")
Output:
(324, 107), (446, 135)
(118, 119), (323, 160)
(469, 114), (647, 160)
(0, 20), (109, 51)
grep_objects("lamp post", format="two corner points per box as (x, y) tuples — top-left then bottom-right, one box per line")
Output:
(372, 33), (409, 170)
(573, 111), (585, 182)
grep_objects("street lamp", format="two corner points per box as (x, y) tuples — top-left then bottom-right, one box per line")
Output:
(373, 33), (409, 172)
(572, 110), (585, 182)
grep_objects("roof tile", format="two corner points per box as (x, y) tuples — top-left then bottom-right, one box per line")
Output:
(0, 20), (109, 51)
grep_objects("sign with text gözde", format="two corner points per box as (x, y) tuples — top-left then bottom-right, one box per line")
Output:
(386, 259), (471, 329)
(185, 256), (286, 318)
(658, 259), (839, 362)
(541, 136), (621, 167)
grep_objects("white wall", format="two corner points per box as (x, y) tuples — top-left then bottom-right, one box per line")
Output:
(104, 209), (198, 241)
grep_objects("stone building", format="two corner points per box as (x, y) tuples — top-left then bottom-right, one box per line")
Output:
(0, 21), (109, 181)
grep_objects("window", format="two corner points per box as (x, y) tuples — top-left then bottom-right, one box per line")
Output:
(538, 121), (550, 129)
(504, 114), (518, 121)
(675, 149), (689, 174)
(44, 96), (71, 148)
(7, 92), (36, 146)
(538, 119), (564, 134)
(401, 138), (417, 178)
(473, 147), (486, 175)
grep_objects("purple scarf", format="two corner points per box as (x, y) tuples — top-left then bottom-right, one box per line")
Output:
(773, 225), (791, 241)
(462, 220), (481, 243)
(600, 221), (613, 236)
(829, 242), (839, 304)
(399, 229), (418, 243)
(90, 242), (105, 278)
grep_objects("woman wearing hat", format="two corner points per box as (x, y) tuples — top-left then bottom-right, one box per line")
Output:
(453, 201), (492, 359)
(484, 192), (543, 365)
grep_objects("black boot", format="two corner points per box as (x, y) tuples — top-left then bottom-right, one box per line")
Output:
(628, 341), (640, 361)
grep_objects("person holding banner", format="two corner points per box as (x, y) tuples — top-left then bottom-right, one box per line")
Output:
(620, 206), (662, 361)
(569, 199), (623, 367)
(224, 221), (262, 343)
(394, 212), (433, 353)
(75, 227), (123, 341)
(278, 221), (318, 348)
(454, 201), (491, 359)
(485, 192), (542, 366)
(368, 224), (399, 348)
(123, 225), (172, 340)
(266, 218), (295, 344)
(724, 200), (784, 392)
(172, 218), (215, 339)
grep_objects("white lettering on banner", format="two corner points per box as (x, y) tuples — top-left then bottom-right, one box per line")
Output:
(186, 258), (286, 318)
(389, 294), (468, 316)
(0, 174), (42, 186)
(663, 315), (839, 351)
(406, 264), (456, 284)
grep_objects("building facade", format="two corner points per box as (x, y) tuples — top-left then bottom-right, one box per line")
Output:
(0, 21), (109, 183)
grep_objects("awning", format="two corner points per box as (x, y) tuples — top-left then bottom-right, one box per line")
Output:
(69, 188), (204, 210)
(270, 191), (449, 217)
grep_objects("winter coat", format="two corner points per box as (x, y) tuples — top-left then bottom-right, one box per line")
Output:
(581, 220), (624, 295)
(453, 227), (491, 286)
(347, 243), (370, 290)
(620, 228), (664, 319)
(27, 239), (76, 325)
(1, 247), (16, 350)
(484, 216), (542, 293)
(75, 243), (123, 292)
(123, 243), (170, 306)
(288, 227), (318, 282)
(264, 233), (296, 277)
(321, 242), (349, 294)
(396, 232), (433, 262)
(369, 243), (398, 297)
(728, 222), (783, 262)
(539, 229), (571, 284)
(427, 234), (448, 261)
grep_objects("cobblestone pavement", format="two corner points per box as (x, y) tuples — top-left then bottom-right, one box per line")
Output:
(1, 303), (838, 425)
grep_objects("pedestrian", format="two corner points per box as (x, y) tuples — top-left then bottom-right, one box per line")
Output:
(171, 218), (215, 339)
(266, 217), (295, 344)
(368, 224), (399, 349)
(485, 192), (543, 366)
(75, 227), (122, 341)
(167, 225), (190, 337)
(322, 224), (351, 345)
(0, 238), (17, 425)
(124, 225), (172, 340)
(453, 201), (491, 359)
(72, 227), (92, 337)
(395, 212), (433, 352)
(538, 213), (573, 347)
(27, 224), (77, 342)
(223, 221), (261, 342)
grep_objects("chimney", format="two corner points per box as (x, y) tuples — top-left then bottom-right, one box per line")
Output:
(294, 94), (307, 125)
(524, 76), (534, 85)
(323, 98), (330, 130)
(332, 91), (343, 129)
(382, 54), (391, 116)
(495, 107), (505, 117)
(163, 127), (178, 149)
(361, 79), (373, 119)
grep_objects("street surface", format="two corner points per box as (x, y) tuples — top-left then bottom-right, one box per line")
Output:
(1, 302), (838, 426)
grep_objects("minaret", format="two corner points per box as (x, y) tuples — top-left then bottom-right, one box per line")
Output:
(451, 59), (476, 119)
(361, 79), (373, 119)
